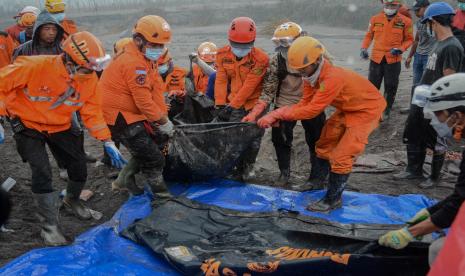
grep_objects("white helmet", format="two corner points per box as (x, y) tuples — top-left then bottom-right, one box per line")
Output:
(412, 73), (465, 119)
(19, 6), (40, 16)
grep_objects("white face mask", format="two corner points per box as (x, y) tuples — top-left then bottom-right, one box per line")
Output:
(158, 63), (169, 74)
(231, 47), (252, 58)
(430, 116), (453, 138)
(384, 8), (397, 16)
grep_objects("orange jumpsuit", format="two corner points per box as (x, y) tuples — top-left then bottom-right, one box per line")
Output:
(0, 55), (111, 140)
(192, 64), (209, 93)
(282, 61), (386, 174)
(361, 12), (413, 64)
(5, 24), (24, 41)
(61, 18), (78, 38)
(162, 66), (187, 93)
(0, 32), (15, 69)
(215, 46), (269, 110)
(99, 41), (167, 126)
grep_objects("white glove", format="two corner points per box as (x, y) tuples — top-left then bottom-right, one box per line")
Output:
(0, 123), (4, 144)
(104, 141), (127, 169)
(159, 120), (174, 137)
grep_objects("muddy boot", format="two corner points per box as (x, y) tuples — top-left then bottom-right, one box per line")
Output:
(393, 144), (426, 180)
(303, 157), (330, 191)
(275, 145), (291, 186)
(419, 153), (445, 189)
(112, 158), (143, 195)
(307, 172), (349, 213)
(34, 192), (68, 246)
(145, 171), (171, 200)
(382, 109), (391, 121)
(63, 181), (91, 220)
(275, 169), (290, 186)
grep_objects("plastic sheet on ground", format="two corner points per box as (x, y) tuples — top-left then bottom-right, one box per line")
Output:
(0, 180), (437, 275)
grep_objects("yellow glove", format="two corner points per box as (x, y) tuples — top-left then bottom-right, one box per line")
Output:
(406, 208), (430, 226)
(378, 227), (414, 250)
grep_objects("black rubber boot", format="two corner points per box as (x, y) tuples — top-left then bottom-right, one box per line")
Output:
(306, 172), (349, 213)
(308, 149), (319, 180)
(419, 153), (445, 189)
(112, 158), (143, 195)
(393, 144), (426, 180)
(63, 181), (92, 220)
(34, 192), (68, 246)
(274, 145), (291, 186)
(304, 157), (330, 191)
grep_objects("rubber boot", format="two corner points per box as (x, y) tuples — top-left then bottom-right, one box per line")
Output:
(308, 149), (319, 180)
(63, 181), (91, 220)
(145, 171), (171, 200)
(274, 145), (291, 186)
(419, 153), (445, 189)
(383, 90), (395, 121)
(34, 192), (68, 246)
(393, 144), (426, 180)
(112, 158), (143, 195)
(304, 157), (330, 191)
(307, 172), (349, 213)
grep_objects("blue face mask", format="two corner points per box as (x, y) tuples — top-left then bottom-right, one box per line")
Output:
(145, 47), (164, 61)
(459, 2), (465, 11)
(52, 12), (66, 22)
(231, 47), (252, 58)
(158, 63), (169, 74)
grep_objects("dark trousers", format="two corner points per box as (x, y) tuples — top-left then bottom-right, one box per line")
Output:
(368, 58), (401, 112)
(14, 128), (87, 194)
(109, 121), (165, 178)
(271, 113), (326, 173)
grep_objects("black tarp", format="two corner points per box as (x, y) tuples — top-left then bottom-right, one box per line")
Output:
(122, 197), (430, 276)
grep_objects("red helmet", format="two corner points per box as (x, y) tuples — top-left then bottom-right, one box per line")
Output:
(228, 17), (256, 43)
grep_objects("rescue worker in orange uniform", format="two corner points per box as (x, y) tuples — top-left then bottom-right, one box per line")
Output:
(215, 17), (269, 180)
(15, 12), (37, 45)
(0, 31), (125, 246)
(99, 15), (174, 198)
(192, 42), (217, 93)
(158, 50), (187, 97)
(45, 0), (78, 38)
(258, 37), (386, 212)
(5, 6), (40, 40)
(243, 22), (326, 187)
(0, 32), (15, 69)
(361, 0), (413, 119)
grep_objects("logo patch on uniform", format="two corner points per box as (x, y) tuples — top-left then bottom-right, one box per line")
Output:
(252, 67), (263, 75)
(136, 74), (146, 85)
(319, 82), (326, 92)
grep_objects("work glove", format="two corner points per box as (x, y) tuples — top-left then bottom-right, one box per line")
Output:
(0, 123), (4, 144)
(360, 48), (369, 60)
(242, 100), (268, 122)
(217, 105), (233, 122)
(406, 208), (430, 226)
(159, 119), (175, 138)
(104, 141), (127, 169)
(257, 106), (291, 128)
(390, 48), (403, 56)
(168, 90), (186, 99)
(378, 227), (414, 250)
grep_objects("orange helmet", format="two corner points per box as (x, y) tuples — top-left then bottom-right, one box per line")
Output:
(272, 22), (302, 48)
(133, 15), (171, 44)
(197, 42), (217, 63)
(228, 17), (256, 44)
(62, 31), (111, 71)
(288, 36), (326, 69)
(19, 13), (37, 28)
(157, 49), (171, 65)
(113, 37), (132, 55)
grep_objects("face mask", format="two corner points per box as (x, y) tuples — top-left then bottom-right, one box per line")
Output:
(52, 12), (66, 22)
(145, 47), (164, 61)
(231, 47), (251, 58)
(303, 59), (325, 87)
(458, 2), (465, 11)
(158, 63), (169, 74)
(384, 8), (397, 16)
(430, 116), (453, 138)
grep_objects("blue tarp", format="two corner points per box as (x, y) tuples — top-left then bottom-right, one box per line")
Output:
(0, 180), (436, 275)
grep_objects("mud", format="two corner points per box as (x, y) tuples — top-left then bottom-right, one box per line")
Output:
(0, 21), (456, 267)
